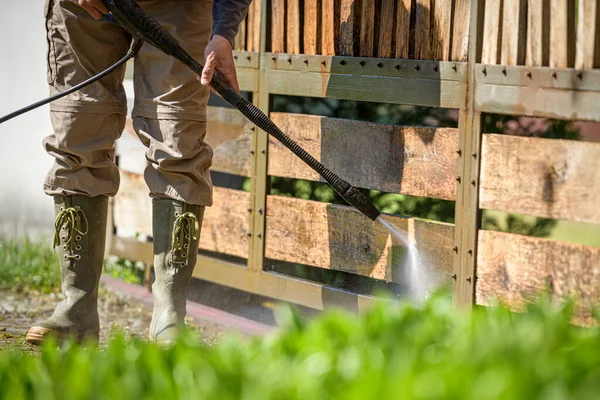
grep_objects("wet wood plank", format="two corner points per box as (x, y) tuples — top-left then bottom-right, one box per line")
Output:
(431, 0), (452, 61)
(451, 0), (470, 61)
(265, 195), (454, 287)
(415, 0), (432, 60)
(481, 0), (501, 64)
(304, 0), (319, 54)
(359, 0), (375, 57)
(114, 171), (250, 259)
(575, 0), (597, 70)
(268, 113), (459, 200)
(287, 0), (301, 54)
(479, 134), (600, 224)
(377, 0), (396, 58)
(339, 0), (358, 56)
(477, 230), (600, 313)
(272, 0), (286, 52)
(395, 0), (412, 59)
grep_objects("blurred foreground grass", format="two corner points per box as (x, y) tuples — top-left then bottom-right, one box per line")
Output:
(1, 295), (599, 400)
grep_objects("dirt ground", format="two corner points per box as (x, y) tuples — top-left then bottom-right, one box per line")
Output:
(0, 285), (226, 353)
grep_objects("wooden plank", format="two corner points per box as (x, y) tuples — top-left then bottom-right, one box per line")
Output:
(526, 0), (543, 66)
(287, 0), (301, 54)
(451, 0), (470, 61)
(322, 0), (337, 55)
(575, 0), (597, 70)
(304, 0), (319, 54)
(271, 0), (285, 52)
(339, 0), (358, 56)
(501, 0), (526, 65)
(477, 230), (600, 313)
(265, 195), (454, 288)
(481, 0), (501, 64)
(268, 113), (459, 200)
(549, 0), (569, 68)
(359, 0), (375, 57)
(246, 1), (256, 52)
(480, 134), (600, 224)
(395, 0), (412, 59)
(415, 0), (431, 60)
(114, 171), (251, 259)
(431, 0), (452, 61)
(377, 0), (396, 58)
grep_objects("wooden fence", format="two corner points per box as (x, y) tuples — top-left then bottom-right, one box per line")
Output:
(108, 0), (600, 313)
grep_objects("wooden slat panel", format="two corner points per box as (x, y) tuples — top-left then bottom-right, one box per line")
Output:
(501, 0), (526, 65)
(206, 107), (253, 177)
(481, 0), (501, 64)
(480, 134), (600, 224)
(431, 0), (452, 61)
(549, 0), (576, 68)
(575, 0), (597, 70)
(246, 1), (257, 52)
(415, 0), (431, 60)
(114, 171), (251, 259)
(234, 20), (245, 51)
(395, 0), (412, 59)
(339, 0), (358, 56)
(268, 113), (459, 200)
(377, 0), (396, 58)
(304, 0), (319, 54)
(322, 0), (337, 55)
(287, 0), (301, 54)
(526, 0), (543, 66)
(265, 195), (454, 287)
(451, 0), (470, 61)
(272, 0), (286, 52)
(477, 230), (600, 312)
(359, 0), (375, 57)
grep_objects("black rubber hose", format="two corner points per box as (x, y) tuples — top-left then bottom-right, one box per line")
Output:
(0, 39), (144, 125)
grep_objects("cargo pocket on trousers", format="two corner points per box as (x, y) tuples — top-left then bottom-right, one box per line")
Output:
(44, 0), (58, 85)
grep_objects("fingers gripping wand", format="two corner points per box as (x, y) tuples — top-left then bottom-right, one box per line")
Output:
(101, 0), (380, 221)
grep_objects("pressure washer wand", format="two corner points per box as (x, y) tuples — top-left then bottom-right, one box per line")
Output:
(103, 0), (380, 221)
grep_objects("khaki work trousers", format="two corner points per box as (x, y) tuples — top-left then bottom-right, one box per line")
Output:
(43, 0), (214, 206)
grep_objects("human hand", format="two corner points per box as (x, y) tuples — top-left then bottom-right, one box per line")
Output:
(73, 0), (109, 20)
(199, 35), (240, 94)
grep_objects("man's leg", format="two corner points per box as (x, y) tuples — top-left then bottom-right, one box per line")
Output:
(132, 0), (213, 344)
(26, 0), (129, 345)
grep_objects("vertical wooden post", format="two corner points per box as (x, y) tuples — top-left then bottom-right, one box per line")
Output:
(452, 0), (483, 308)
(246, 0), (270, 289)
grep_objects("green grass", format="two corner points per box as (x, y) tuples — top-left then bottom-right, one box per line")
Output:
(0, 237), (60, 292)
(550, 220), (600, 248)
(0, 295), (599, 399)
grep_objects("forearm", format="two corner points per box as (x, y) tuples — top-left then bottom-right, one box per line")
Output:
(212, 0), (253, 46)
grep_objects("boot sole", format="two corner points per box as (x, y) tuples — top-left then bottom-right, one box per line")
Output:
(26, 326), (99, 346)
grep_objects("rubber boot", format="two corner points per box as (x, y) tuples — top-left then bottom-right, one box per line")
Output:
(148, 199), (204, 346)
(26, 195), (108, 345)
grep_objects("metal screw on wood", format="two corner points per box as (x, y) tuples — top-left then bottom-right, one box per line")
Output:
(304, 59), (308, 65)
(482, 67), (487, 76)
(247, 56), (251, 61)
(261, 148), (266, 154)
(527, 71), (532, 79)
(452, 64), (457, 72)
(457, 149), (462, 156)
(502, 68), (507, 76)
(453, 246), (458, 252)
(395, 64), (401, 70)
(287, 57), (292, 64)
(456, 176), (461, 182)
(377, 62), (383, 68)
(321, 60), (326, 66)
(466, 276), (472, 283)
(467, 248), (473, 255)
(339, 60), (346, 65)
(451, 273), (457, 280)
(360, 61), (366, 67)
(247, 208), (252, 213)
(258, 208), (263, 215)
(415, 64), (420, 71)
(250, 150), (255, 155)
(471, 179), (476, 185)
(433, 66), (438, 72)
(246, 232), (252, 237)
(472, 152), (477, 158)
(257, 233), (262, 239)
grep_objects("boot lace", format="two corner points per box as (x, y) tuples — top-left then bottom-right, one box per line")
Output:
(54, 206), (88, 259)
(171, 212), (199, 266)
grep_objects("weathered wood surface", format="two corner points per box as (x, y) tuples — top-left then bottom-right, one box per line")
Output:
(304, 0), (319, 54)
(322, 0), (337, 55)
(234, 16), (246, 50)
(477, 230), (600, 311)
(114, 171), (250, 259)
(246, 1), (256, 52)
(265, 195), (454, 288)
(395, 0), (412, 59)
(377, 0), (396, 58)
(359, 0), (375, 57)
(415, 0), (431, 60)
(272, 0), (285, 53)
(575, 0), (597, 70)
(268, 113), (459, 199)
(480, 134), (600, 224)
(287, 0), (301, 54)
(431, 0), (452, 61)
(501, 0), (526, 65)
(481, 0), (501, 64)
(339, 0), (358, 56)
(451, 0), (470, 61)
(525, 0), (544, 66)
(549, 0), (576, 68)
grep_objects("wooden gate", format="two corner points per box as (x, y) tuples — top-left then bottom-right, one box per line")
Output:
(108, 0), (600, 313)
